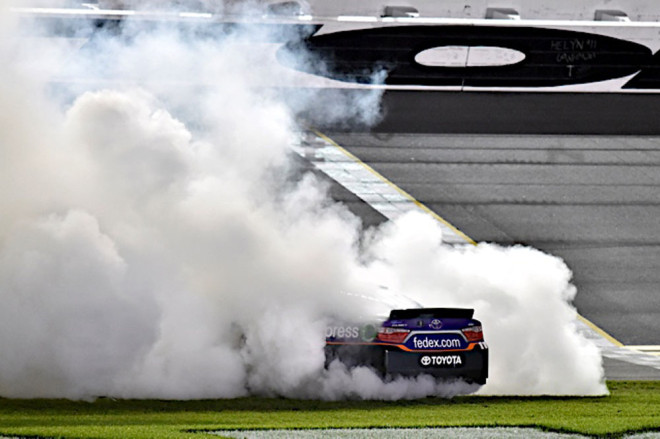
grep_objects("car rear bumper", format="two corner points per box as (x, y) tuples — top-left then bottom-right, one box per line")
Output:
(385, 346), (488, 383)
(325, 343), (488, 384)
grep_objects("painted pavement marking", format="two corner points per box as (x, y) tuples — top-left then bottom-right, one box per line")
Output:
(293, 130), (472, 245)
(576, 320), (660, 370)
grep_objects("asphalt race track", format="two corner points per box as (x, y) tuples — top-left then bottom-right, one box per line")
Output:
(325, 132), (660, 344)
(307, 92), (660, 379)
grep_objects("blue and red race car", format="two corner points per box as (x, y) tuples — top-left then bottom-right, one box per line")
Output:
(325, 308), (488, 384)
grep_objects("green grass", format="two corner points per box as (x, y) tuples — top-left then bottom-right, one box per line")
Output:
(0, 382), (659, 439)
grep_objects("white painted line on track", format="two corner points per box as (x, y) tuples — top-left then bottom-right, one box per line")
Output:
(293, 130), (472, 245)
(576, 320), (660, 370)
(293, 130), (660, 372)
(626, 346), (660, 356)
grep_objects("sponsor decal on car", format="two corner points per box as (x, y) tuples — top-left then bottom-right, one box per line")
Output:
(326, 326), (360, 339)
(429, 319), (443, 330)
(360, 324), (378, 342)
(408, 335), (464, 350)
(326, 324), (379, 341)
(419, 354), (465, 368)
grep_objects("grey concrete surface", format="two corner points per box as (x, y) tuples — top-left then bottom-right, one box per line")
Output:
(603, 357), (660, 380)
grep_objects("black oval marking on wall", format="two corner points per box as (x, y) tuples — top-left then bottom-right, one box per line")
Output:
(280, 25), (652, 87)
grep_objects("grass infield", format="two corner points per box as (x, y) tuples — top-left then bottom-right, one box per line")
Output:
(0, 381), (658, 439)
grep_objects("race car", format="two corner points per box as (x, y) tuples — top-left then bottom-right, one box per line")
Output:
(325, 308), (488, 384)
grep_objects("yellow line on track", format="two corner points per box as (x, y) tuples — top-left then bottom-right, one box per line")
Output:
(578, 315), (624, 347)
(312, 129), (629, 349)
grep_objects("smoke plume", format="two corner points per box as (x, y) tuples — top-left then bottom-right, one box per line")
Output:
(0, 2), (606, 399)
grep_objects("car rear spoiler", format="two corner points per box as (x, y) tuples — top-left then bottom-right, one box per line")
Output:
(388, 308), (474, 319)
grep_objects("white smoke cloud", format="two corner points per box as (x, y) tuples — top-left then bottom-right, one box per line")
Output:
(0, 3), (606, 400)
(363, 214), (606, 396)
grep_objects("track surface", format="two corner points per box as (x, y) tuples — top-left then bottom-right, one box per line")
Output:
(323, 132), (660, 348)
